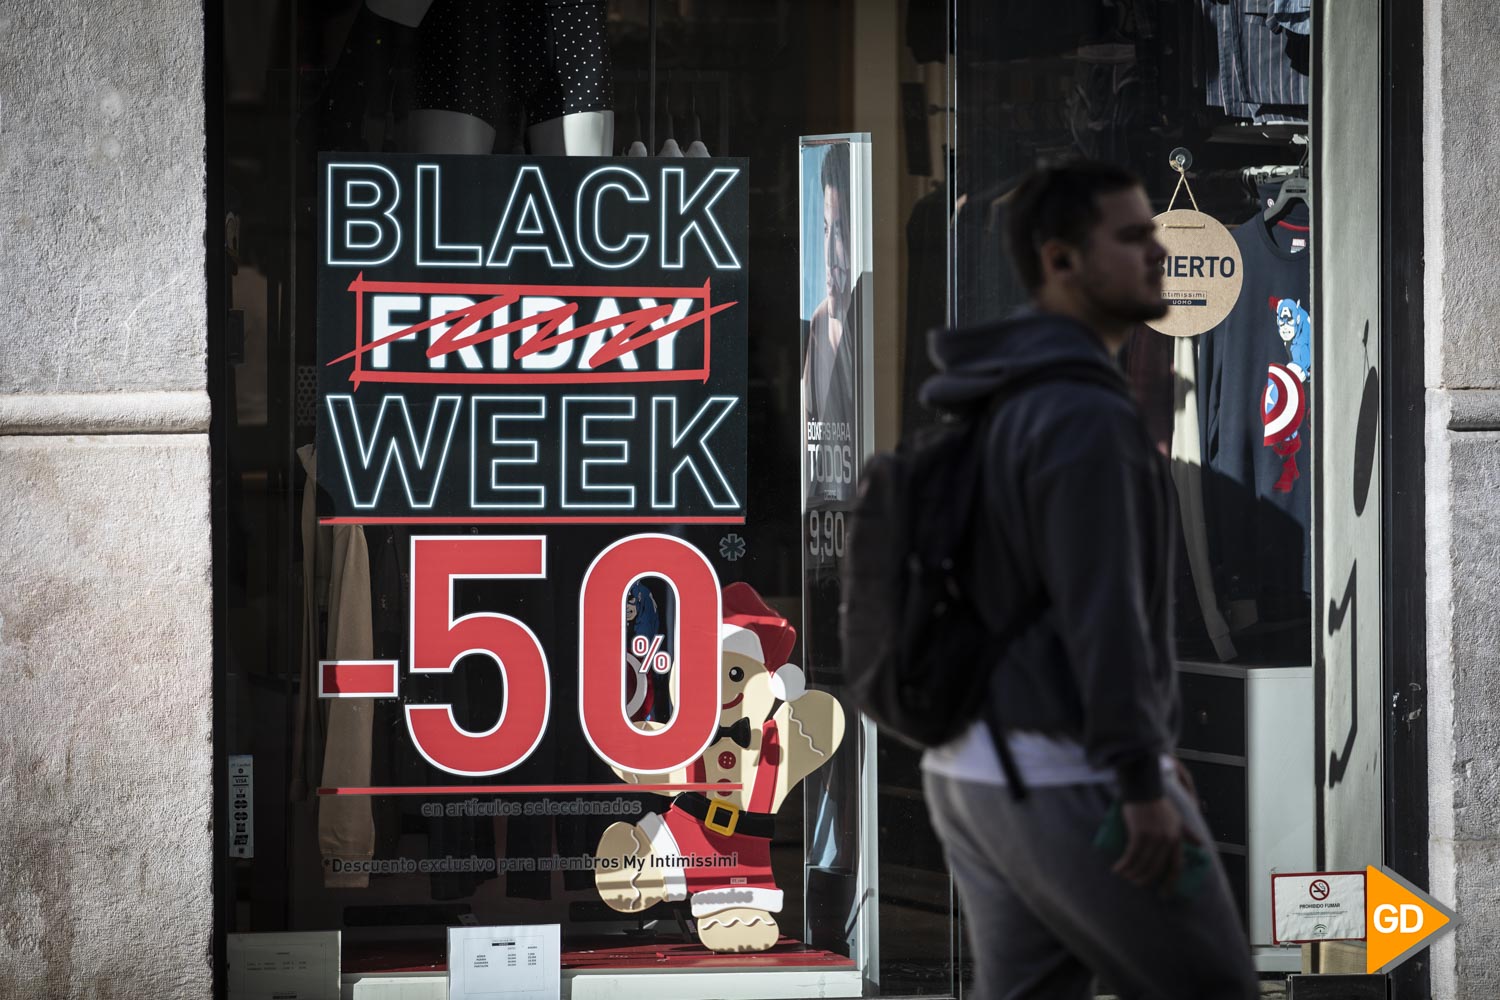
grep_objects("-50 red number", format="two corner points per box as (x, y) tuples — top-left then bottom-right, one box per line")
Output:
(319, 533), (723, 777)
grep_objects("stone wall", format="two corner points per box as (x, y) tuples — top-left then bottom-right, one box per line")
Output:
(0, 2), (211, 997)
(1426, 1), (1500, 997)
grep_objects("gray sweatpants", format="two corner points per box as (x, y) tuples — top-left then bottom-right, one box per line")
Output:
(923, 771), (1259, 1000)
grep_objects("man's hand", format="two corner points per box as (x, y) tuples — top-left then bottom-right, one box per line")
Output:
(1171, 756), (1198, 798)
(1114, 796), (1195, 889)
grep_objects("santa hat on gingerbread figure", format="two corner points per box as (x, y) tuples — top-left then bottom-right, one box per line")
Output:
(718, 582), (807, 705)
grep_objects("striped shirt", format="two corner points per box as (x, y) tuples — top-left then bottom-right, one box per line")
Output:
(1201, 0), (1310, 122)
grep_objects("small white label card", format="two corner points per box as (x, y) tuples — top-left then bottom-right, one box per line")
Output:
(447, 924), (560, 1000)
(228, 930), (341, 1000)
(229, 754), (254, 859)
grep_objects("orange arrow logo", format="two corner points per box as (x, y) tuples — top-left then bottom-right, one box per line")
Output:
(1366, 866), (1460, 974)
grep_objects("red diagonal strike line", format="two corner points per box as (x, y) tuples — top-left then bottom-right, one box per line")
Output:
(508, 300), (673, 359)
(512, 284), (734, 370)
(327, 277), (735, 386)
(327, 287), (530, 369)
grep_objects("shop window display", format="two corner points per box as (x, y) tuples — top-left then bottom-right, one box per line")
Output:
(220, 1), (953, 994)
(935, 0), (1319, 972)
(940, 0), (1316, 669)
(218, 0), (1330, 993)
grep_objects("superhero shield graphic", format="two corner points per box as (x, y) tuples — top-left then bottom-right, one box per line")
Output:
(1262, 362), (1307, 493)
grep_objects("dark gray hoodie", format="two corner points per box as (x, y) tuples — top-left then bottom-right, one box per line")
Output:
(922, 310), (1180, 802)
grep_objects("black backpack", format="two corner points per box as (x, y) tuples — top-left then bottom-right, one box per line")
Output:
(839, 364), (1119, 796)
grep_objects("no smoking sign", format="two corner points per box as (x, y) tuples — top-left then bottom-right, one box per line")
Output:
(1273, 871), (1365, 944)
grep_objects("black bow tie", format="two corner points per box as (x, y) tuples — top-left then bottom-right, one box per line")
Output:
(715, 717), (753, 749)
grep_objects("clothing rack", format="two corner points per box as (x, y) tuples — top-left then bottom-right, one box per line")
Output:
(1242, 163), (1305, 187)
(1243, 132), (1310, 207)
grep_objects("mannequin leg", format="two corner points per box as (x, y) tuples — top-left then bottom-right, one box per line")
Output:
(407, 107), (497, 154)
(411, 0), (517, 153)
(528, 110), (615, 156)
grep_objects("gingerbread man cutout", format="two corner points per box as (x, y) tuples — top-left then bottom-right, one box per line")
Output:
(594, 582), (846, 952)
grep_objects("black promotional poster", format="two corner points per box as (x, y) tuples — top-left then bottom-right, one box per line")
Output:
(317, 155), (749, 523)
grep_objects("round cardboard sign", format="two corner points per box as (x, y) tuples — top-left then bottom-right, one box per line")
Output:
(1147, 209), (1244, 337)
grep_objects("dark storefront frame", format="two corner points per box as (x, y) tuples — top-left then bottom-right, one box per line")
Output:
(1380, 0), (1429, 995)
(207, 0), (228, 995)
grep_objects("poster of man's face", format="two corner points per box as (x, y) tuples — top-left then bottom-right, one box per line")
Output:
(797, 137), (871, 894)
(800, 137), (868, 510)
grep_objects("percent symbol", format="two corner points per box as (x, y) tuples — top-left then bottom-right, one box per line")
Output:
(630, 634), (673, 674)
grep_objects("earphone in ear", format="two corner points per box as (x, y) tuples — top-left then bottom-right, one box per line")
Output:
(1053, 254), (1072, 271)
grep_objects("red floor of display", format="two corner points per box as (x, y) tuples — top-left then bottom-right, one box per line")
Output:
(344, 937), (856, 975)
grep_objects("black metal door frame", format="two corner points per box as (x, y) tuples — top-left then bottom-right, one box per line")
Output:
(1381, 0), (1429, 995)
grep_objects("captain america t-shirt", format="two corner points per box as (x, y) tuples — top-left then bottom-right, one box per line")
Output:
(1196, 207), (1312, 617)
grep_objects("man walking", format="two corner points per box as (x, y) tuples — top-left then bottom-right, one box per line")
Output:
(919, 162), (1259, 999)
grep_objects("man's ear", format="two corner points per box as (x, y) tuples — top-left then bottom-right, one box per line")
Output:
(1038, 237), (1075, 282)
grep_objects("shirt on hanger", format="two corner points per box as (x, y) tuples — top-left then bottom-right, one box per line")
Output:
(1197, 203), (1313, 625)
(1200, 0), (1310, 122)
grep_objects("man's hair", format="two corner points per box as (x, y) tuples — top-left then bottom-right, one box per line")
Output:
(820, 144), (852, 246)
(1005, 161), (1144, 292)
(820, 142), (851, 199)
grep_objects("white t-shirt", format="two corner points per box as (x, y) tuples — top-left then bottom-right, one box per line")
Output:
(921, 718), (1174, 788)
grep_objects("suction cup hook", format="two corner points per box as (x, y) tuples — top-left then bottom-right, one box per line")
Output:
(1165, 148), (1200, 212)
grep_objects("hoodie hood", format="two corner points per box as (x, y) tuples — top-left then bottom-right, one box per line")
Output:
(920, 309), (1123, 412)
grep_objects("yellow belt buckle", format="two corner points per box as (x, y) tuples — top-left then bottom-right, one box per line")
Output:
(704, 800), (741, 837)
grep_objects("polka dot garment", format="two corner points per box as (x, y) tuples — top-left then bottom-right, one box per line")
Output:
(415, 0), (612, 129)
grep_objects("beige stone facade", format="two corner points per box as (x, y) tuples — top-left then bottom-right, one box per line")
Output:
(0, 1), (212, 996)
